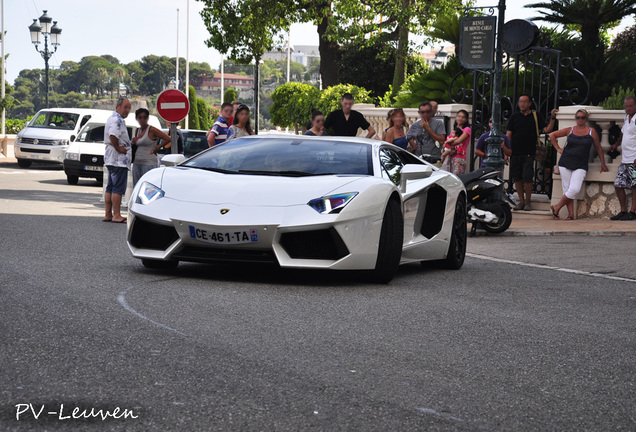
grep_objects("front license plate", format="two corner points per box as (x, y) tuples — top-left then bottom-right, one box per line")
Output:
(85, 165), (103, 171)
(189, 225), (258, 244)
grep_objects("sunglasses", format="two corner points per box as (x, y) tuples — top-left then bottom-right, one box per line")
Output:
(418, 110), (432, 114)
(575, 116), (588, 120)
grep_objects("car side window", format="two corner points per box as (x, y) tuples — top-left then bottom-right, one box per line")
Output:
(380, 148), (404, 186)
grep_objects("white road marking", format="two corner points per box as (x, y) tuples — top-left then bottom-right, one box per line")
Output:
(160, 102), (186, 109)
(117, 286), (188, 336)
(467, 253), (636, 283)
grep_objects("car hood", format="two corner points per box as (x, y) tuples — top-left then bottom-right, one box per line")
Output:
(160, 166), (365, 206)
(18, 127), (76, 140)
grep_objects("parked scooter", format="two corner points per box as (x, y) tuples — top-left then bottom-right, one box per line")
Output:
(457, 167), (515, 235)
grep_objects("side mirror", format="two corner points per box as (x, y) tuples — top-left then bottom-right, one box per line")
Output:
(161, 154), (186, 166)
(400, 164), (433, 191)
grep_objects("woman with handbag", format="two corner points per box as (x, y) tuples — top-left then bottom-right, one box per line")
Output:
(548, 109), (608, 220)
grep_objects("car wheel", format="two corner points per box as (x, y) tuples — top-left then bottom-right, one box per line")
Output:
(66, 175), (79, 185)
(481, 202), (512, 234)
(369, 198), (403, 283)
(17, 159), (32, 168)
(142, 259), (179, 270)
(441, 196), (467, 270)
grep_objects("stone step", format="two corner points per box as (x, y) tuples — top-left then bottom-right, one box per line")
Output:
(512, 209), (554, 219)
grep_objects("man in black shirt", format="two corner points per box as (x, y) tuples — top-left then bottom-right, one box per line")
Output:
(506, 94), (558, 210)
(324, 93), (376, 138)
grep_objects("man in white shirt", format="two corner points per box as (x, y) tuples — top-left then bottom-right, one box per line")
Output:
(103, 97), (132, 223)
(609, 95), (636, 220)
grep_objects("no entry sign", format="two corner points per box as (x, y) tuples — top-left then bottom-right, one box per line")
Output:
(156, 89), (190, 123)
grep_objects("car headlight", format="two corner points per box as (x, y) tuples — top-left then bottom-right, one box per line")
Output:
(308, 192), (358, 214)
(15, 136), (22, 143)
(65, 152), (80, 161)
(136, 182), (164, 205)
(58, 139), (69, 146)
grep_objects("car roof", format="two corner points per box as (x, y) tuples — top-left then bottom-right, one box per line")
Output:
(33, 108), (113, 116)
(241, 134), (381, 146)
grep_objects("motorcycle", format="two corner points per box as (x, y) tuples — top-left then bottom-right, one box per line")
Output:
(457, 167), (515, 235)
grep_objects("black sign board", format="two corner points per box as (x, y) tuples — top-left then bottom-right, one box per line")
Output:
(502, 19), (539, 54)
(459, 16), (496, 70)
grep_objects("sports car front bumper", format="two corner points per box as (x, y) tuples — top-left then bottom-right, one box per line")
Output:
(127, 197), (384, 270)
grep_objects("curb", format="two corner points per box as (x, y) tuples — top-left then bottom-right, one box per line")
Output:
(471, 230), (636, 237)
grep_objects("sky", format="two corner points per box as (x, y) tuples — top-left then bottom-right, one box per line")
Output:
(3, 0), (635, 84)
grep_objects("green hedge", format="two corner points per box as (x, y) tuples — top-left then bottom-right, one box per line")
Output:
(270, 83), (373, 133)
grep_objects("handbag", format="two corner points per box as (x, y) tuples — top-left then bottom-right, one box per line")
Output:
(533, 111), (546, 162)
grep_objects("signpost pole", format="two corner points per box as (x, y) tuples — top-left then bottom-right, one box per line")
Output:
(170, 123), (177, 155)
(483, 0), (506, 172)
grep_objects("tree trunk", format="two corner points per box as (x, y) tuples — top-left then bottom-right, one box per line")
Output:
(317, 1), (340, 88)
(392, 23), (409, 96)
(580, 23), (603, 75)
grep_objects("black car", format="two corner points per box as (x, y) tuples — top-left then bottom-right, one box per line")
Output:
(158, 129), (208, 158)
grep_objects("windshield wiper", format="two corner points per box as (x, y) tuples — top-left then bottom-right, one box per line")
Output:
(186, 166), (238, 174)
(237, 170), (337, 177)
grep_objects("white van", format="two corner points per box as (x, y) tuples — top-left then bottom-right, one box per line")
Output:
(14, 108), (109, 168)
(63, 111), (161, 185)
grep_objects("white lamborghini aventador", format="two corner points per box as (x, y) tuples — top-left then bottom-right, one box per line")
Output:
(127, 135), (467, 283)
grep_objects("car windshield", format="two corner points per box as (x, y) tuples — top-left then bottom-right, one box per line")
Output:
(183, 137), (373, 176)
(29, 112), (80, 129)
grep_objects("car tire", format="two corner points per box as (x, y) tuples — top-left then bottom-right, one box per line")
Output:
(17, 159), (32, 168)
(440, 196), (467, 270)
(481, 202), (512, 234)
(369, 198), (403, 284)
(142, 259), (179, 270)
(66, 175), (79, 185)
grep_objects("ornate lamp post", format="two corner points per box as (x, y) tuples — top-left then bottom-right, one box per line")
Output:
(483, 0), (506, 172)
(28, 11), (62, 108)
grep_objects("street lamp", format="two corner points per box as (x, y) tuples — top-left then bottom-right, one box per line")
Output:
(483, 0), (506, 173)
(28, 10), (62, 108)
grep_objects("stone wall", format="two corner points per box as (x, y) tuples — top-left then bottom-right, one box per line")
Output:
(90, 98), (149, 112)
(577, 182), (632, 218)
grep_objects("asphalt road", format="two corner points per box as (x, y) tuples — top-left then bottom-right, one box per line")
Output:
(1, 163), (635, 431)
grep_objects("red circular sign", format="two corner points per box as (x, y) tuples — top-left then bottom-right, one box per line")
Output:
(156, 89), (190, 123)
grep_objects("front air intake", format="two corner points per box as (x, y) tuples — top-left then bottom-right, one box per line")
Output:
(280, 228), (349, 260)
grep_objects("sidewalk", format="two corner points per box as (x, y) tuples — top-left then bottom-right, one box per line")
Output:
(473, 215), (636, 236)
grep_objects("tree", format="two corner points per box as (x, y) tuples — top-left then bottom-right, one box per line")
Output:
(326, 0), (460, 93)
(316, 84), (373, 114)
(526, 0), (636, 73)
(395, 55), (469, 107)
(196, 97), (211, 131)
(611, 24), (636, 53)
(223, 87), (238, 103)
(188, 85), (200, 130)
(199, 0), (292, 131)
(112, 66), (126, 97)
(270, 82), (321, 133)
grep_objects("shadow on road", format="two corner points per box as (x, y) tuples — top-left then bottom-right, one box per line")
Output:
(0, 189), (100, 205)
(39, 178), (102, 187)
(130, 260), (444, 288)
(0, 162), (63, 171)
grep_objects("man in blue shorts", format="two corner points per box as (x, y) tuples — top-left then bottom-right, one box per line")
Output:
(104, 97), (132, 223)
